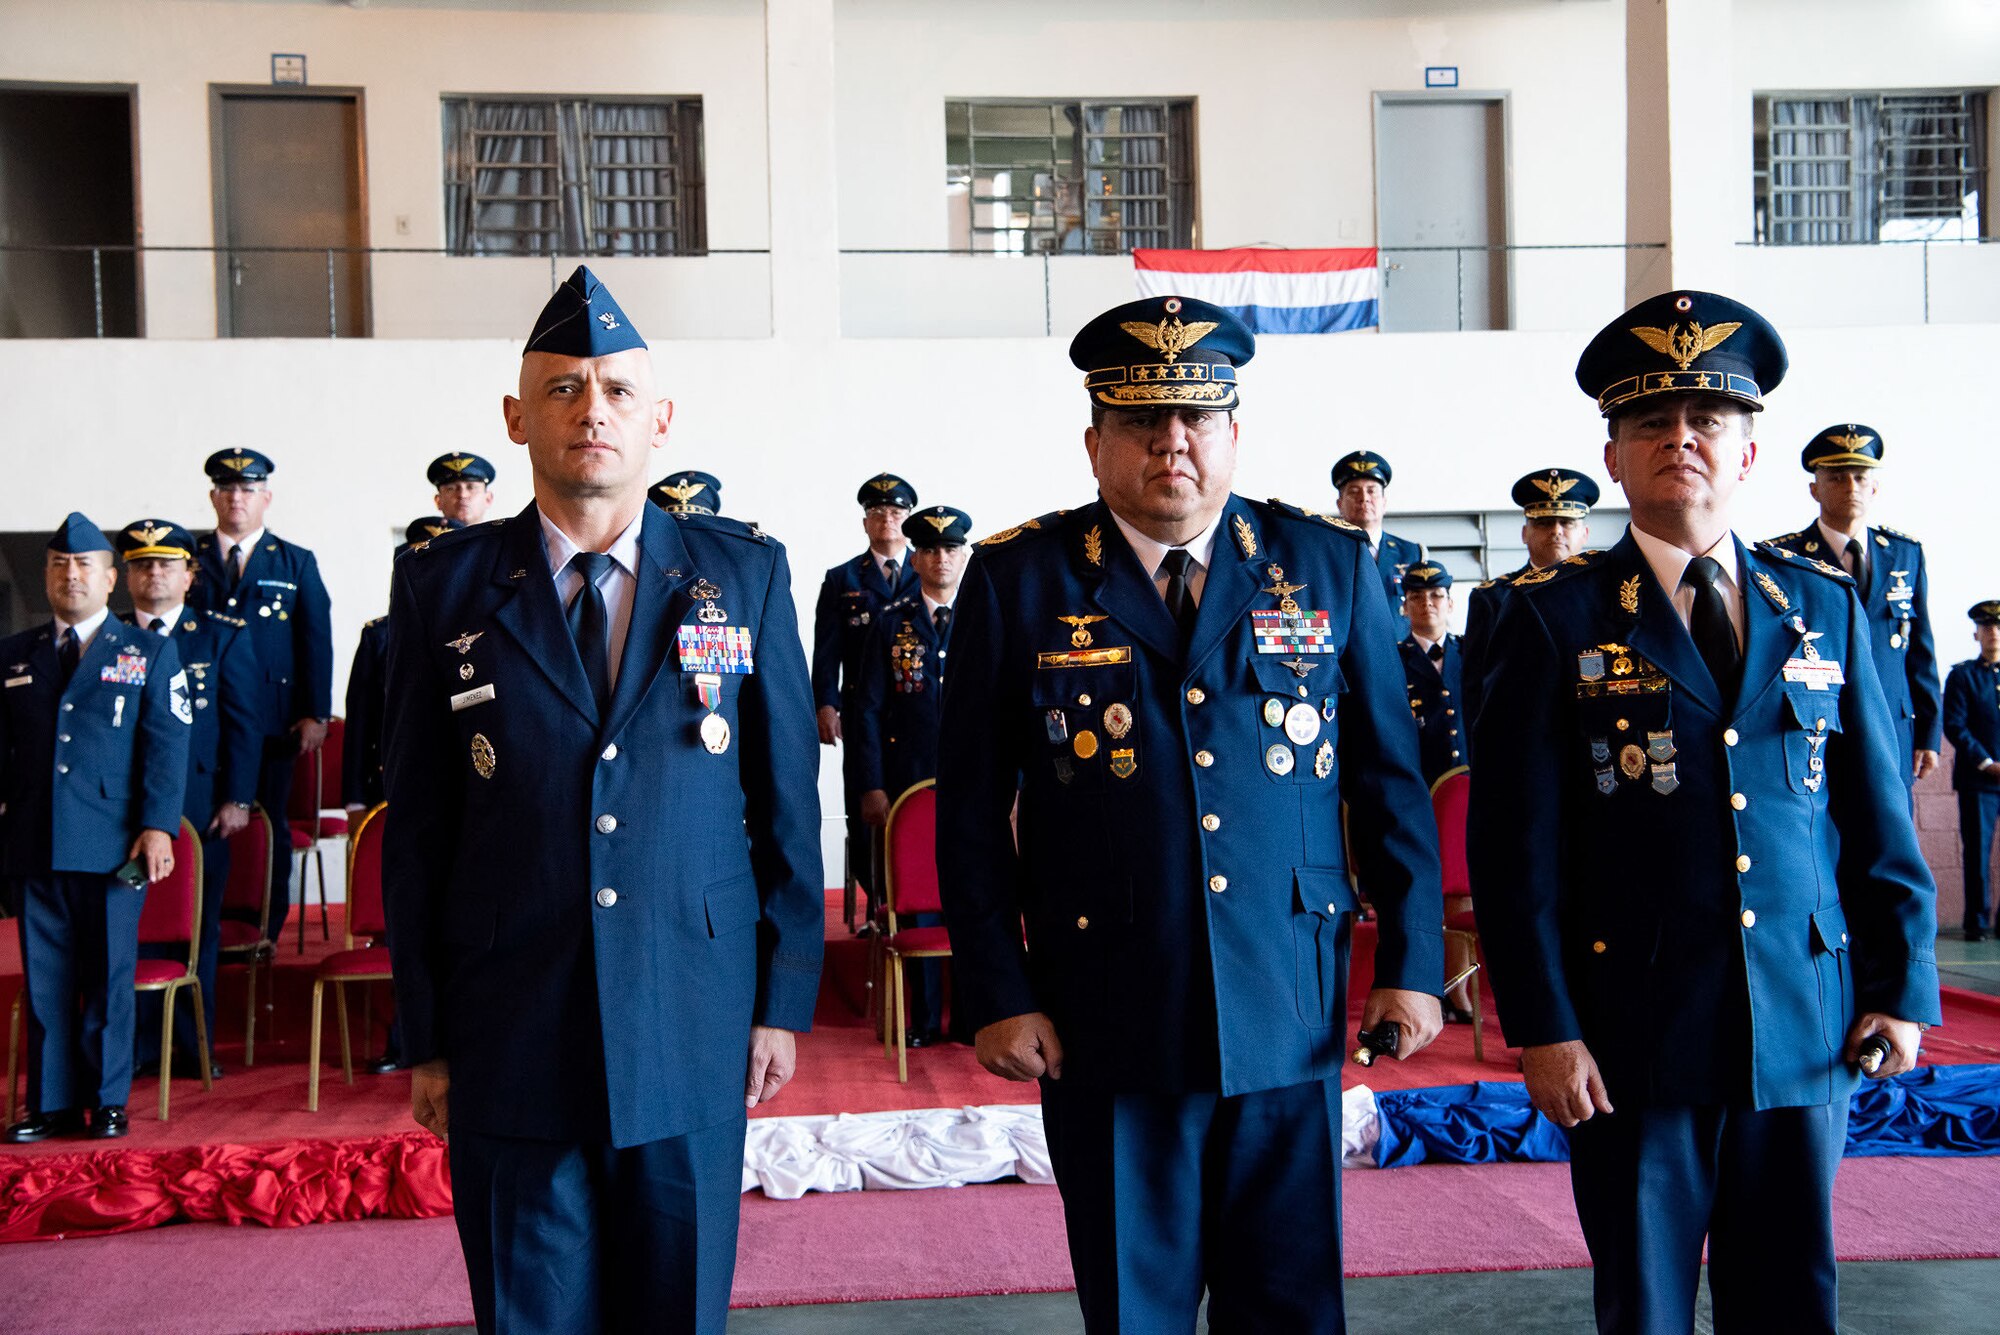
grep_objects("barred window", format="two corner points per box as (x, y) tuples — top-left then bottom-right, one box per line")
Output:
(944, 99), (1195, 255)
(442, 96), (706, 256)
(1754, 91), (1986, 244)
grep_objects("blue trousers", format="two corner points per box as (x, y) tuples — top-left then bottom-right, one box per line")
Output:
(447, 1111), (747, 1335)
(137, 829), (227, 1066)
(1957, 788), (2000, 931)
(1567, 1101), (1846, 1335)
(14, 873), (146, 1113)
(1042, 1077), (1348, 1334)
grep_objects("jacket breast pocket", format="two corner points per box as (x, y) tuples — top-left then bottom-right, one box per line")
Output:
(1292, 867), (1358, 1028)
(1780, 688), (1842, 796)
(1031, 662), (1138, 790)
(1250, 657), (1343, 785)
(1577, 691), (1674, 797)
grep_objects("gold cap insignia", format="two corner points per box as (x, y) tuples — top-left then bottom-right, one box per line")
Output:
(1824, 430), (1875, 454)
(1532, 473), (1579, 501)
(869, 477), (900, 492)
(1119, 316), (1220, 364)
(128, 522), (173, 546)
(659, 480), (707, 503)
(441, 455), (475, 473)
(923, 513), (954, 533)
(1628, 320), (1742, 372)
(219, 453), (250, 472)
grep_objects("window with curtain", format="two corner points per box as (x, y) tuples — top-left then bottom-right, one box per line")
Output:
(1754, 90), (1986, 244)
(442, 96), (706, 256)
(944, 99), (1195, 255)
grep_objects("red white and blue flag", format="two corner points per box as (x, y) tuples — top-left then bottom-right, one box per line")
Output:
(1133, 247), (1380, 334)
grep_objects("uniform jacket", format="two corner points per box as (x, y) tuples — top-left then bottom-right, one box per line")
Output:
(191, 531), (334, 734)
(851, 594), (950, 800)
(810, 551), (921, 714)
(1371, 530), (1426, 641)
(1468, 532), (1941, 1111)
(0, 618), (190, 876)
(1459, 563), (1529, 728)
(382, 503), (824, 1148)
(342, 616), (390, 809)
(149, 609), (261, 826)
(1398, 632), (1468, 783)
(1768, 524), (1940, 760)
(1943, 658), (2000, 792)
(937, 495), (1444, 1097)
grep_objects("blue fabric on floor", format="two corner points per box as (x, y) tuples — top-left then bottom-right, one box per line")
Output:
(1844, 1063), (2000, 1157)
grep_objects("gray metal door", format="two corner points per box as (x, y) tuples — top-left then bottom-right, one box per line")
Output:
(1376, 98), (1508, 332)
(213, 91), (368, 337)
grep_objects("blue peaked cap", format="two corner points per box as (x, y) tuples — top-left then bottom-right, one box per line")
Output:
(524, 265), (647, 358)
(49, 511), (112, 554)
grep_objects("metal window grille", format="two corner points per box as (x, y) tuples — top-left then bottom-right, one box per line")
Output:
(944, 99), (1195, 255)
(443, 96), (706, 256)
(1756, 91), (1985, 244)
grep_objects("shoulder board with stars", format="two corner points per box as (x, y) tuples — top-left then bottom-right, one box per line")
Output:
(364, 615), (387, 629)
(1757, 541), (1853, 583)
(1259, 497), (1366, 538)
(1510, 549), (1606, 588)
(207, 610), (247, 628)
(1876, 525), (1920, 545)
(673, 511), (772, 545)
(1771, 529), (1811, 548)
(976, 508), (1069, 548)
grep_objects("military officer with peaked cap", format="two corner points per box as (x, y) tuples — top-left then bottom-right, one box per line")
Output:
(1330, 450), (1427, 642)
(650, 469), (723, 516)
(1397, 563), (1468, 785)
(938, 294), (1445, 1333)
(1943, 601), (2000, 941)
(381, 265), (823, 1335)
(1766, 425), (1940, 792)
(117, 518), (261, 1081)
(811, 471), (921, 924)
(429, 452), (498, 525)
(1468, 290), (1940, 1335)
(1462, 467), (1602, 726)
(189, 446), (334, 946)
(1, 515), (191, 1143)
(343, 517), (464, 813)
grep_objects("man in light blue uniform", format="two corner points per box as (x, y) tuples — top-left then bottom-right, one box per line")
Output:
(1331, 449), (1426, 642)
(1470, 291), (1940, 1334)
(382, 267), (823, 1335)
(1, 515), (189, 1142)
(1944, 601), (2000, 941)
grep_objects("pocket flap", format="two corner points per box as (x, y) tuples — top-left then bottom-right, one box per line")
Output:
(1252, 656), (1344, 697)
(703, 871), (762, 937)
(1295, 866), (1358, 920)
(1031, 661), (1136, 708)
(1811, 903), (1850, 954)
(1783, 688), (1845, 734)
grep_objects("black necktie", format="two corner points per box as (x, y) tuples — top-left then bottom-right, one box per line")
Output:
(884, 558), (900, 587)
(565, 551), (615, 716)
(1843, 542), (1869, 599)
(933, 605), (952, 641)
(57, 627), (80, 685)
(1159, 548), (1199, 645)
(1427, 641), (1445, 663)
(1684, 556), (1741, 698)
(227, 543), (246, 591)
(148, 617), (167, 634)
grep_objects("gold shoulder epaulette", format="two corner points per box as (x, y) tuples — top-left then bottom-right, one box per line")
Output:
(364, 616), (386, 629)
(1262, 496), (1366, 538)
(976, 510), (1065, 548)
(1511, 549), (1604, 588)
(1758, 541), (1853, 582)
(1877, 525), (1919, 544)
(211, 611), (247, 628)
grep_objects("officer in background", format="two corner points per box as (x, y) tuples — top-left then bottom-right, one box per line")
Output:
(1767, 425), (1940, 789)
(119, 519), (260, 1081)
(810, 472), (921, 926)
(190, 448), (334, 945)
(429, 452), (497, 525)
(939, 295), (1443, 1333)
(1, 515), (190, 1143)
(852, 504), (972, 1048)
(1469, 291), (1940, 1334)
(1330, 450), (1426, 641)
(1943, 601), (2000, 942)
(1461, 467), (1600, 725)
(650, 469), (723, 516)
(1397, 563), (1467, 785)
(344, 516), (463, 812)
(382, 267), (823, 1334)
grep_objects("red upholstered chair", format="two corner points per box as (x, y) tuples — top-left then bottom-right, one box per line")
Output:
(287, 720), (351, 952)
(217, 804), (277, 1065)
(1430, 765), (1485, 1060)
(880, 780), (951, 1083)
(134, 818), (215, 1120)
(308, 802), (392, 1112)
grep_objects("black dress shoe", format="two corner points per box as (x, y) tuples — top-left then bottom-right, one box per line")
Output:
(1443, 1005), (1477, 1025)
(905, 1029), (943, 1049)
(173, 1057), (223, 1081)
(3, 1110), (86, 1143)
(366, 1055), (410, 1075)
(1967, 927), (1989, 943)
(88, 1105), (129, 1139)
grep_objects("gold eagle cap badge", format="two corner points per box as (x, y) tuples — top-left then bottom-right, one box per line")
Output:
(659, 480), (706, 503)
(1532, 472), (1579, 500)
(1120, 316), (1220, 364)
(442, 455), (475, 473)
(219, 453), (250, 472)
(868, 476), (900, 492)
(1824, 430), (1875, 453)
(923, 513), (953, 533)
(128, 522), (173, 546)
(1628, 320), (1743, 372)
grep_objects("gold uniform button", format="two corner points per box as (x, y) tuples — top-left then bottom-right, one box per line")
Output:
(1592, 940), (1607, 954)
(1195, 750), (1215, 768)
(1723, 728), (1740, 746)
(1297, 685), (1309, 698)
(1446, 708), (1456, 716)
(1208, 875), (1227, 893)
(1730, 793), (1747, 810)
(1076, 915), (1090, 930)
(1201, 814), (1220, 832)
(1186, 687), (1206, 705)
(1740, 909), (1757, 928)
(1615, 718), (1630, 732)
(1442, 689), (1452, 698)
(1735, 854), (1752, 873)
(1078, 693), (1092, 707)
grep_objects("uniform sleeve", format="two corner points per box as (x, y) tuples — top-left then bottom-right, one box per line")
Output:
(294, 550), (335, 723)
(1944, 666), (1986, 768)
(1466, 591), (1584, 1047)
(139, 637), (192, 836)
(1830, 582), (1942, 1025)
(1336, 542), (1444, 994)
(1907, 548), (1942, 752)
(809, 568), (843, 712)
(735, 544), (826, 1030)
(340, 631), (383, 809)
(1459, 587), (1495, 727)
(849, 617), (890, 793)
(216, 625), (263, 808)
(937, 555), (1041, 1029)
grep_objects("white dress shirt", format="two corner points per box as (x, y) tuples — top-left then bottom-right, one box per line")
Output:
(216, 528), (266, 574)
(921, 592), (956, 623)
(1628, 523), (1745, 650)
(52, 606), (112, 656)
(1816, 519), (1870, 583)
(1110, 508), (1227, 608)
(136, 604), (187, 636)
(541, 508), (645, 690)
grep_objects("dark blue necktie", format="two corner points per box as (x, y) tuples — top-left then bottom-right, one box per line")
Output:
(932, 605), (952, 643)
(1684, 556), (1741, 698)
(57, 627), (81, 686)
(565, 551), (614, 716)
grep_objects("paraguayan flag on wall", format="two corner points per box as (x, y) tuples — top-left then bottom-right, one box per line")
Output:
(1133, 247), (1381, 334)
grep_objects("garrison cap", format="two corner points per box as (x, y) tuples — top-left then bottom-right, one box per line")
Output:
(49, 512), (112, 555)
(116, 518), (198, 563)
(1070, 295), (1254, 412)
(1576, 290), (1787, 416)
(1512, 468), (1601, 520)
(1400, 562), (1453, 593)
(651, 470), (722, 516)
(396, 514), (463, 559)
(1970, 601), (2000, 627)
(857, 473), (918, 510)
(524, 265), (646, 358)
(1801, 423), (1885, 471)
(428, 453), (496, 487)
(1331, 451), (1393, 491)
(903, 505), (973, 548)
(205, 448), (274, 483)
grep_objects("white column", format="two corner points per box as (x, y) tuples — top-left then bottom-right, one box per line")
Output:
(764, 0), (840, 340)
(1625, 0), (1742, 302)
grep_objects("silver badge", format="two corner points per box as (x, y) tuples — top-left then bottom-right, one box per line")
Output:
(1265, 743), (1295, 776)
(1284, 702), (1322, 746)
(1262, 698), (1285, 727)
(700, 712), (731, 754)
(458, 663), (475, 681)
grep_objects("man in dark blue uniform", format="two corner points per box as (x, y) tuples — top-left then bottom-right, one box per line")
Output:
(1397, 562), (1467, 784)
(853, 504), (972, 1046)
(430, 452), (498, 525)
(190, 448), (334, 944)
(1461, 467), (1601, 726)
(1469, 291), (1941, 1335)
(382, 266), (823, 1335)
(650, 469), (723, 516)
(939, 295), (1444, 1333)
(1, 515), (190, 1142)
(810, 472), (920, 925)
(119, 519), (261, 1081)
(1766, 425), (1940, 790)
(1330, 450), (1426, 641)
(343, 516), (464, 813)
(1944, 601), (2000, 941)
